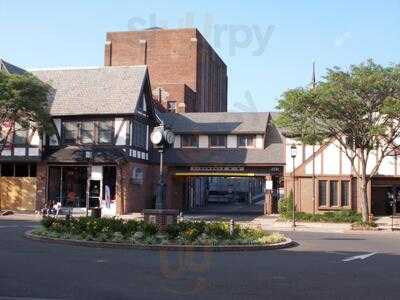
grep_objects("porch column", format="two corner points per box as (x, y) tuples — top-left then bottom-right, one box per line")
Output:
(264, 175), (273, 215)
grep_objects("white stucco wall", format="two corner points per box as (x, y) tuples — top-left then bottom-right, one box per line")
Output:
(173, 135), (181, 148)
(255, 135), (264, 149)
(199, 135), (208, 148)
(227, 135), (237, 148)
(115, 118), (127, 145)
(323, 143), (340, 175)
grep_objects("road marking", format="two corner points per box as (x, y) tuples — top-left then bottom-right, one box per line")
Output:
(342, 252), (377, 262)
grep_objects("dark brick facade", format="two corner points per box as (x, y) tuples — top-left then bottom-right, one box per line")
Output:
(116, 161), (159, 214)
(104, 28), (228, 113)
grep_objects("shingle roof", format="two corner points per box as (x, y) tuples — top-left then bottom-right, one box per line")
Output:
(46, 146), (128, 163)
(31, 66), (148, 116)
(159, 112), (272, 134)
(0, 59), (27, 74)
(163, 145), (284, 166)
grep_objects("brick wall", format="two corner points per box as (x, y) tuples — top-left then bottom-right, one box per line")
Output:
(105, 28), (227, 113)
(116, 161), (158, 214)
(36, 162), (47, 211)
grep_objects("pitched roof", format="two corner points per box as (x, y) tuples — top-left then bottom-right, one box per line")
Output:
(159, 112), (272, 134)
(31, 66), (148, 116)
(0, 59), (27, 74)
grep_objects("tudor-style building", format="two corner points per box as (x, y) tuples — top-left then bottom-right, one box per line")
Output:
(0, 62), (160, 215)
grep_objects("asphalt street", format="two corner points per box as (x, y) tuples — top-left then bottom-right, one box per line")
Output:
(1, 219), (400, 300)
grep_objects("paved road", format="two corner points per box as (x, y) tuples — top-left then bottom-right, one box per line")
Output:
(1, 219), (400, 300)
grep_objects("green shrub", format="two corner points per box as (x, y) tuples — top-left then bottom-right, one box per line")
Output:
(278, 192), (294, 218)
(279, 209), (362, 223)
(37, 217), (288, 246)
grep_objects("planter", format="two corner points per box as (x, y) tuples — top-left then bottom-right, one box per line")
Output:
(25, 230), (296, 252)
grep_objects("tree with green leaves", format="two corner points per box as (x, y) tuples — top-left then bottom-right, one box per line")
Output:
(0, 71), (52, 153)
(276, 60), (400, 222)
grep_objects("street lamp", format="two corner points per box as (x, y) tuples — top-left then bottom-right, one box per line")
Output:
(84, 149), (93, 217)
(290, 144), (297, 229)
(150, 123), (175, 209)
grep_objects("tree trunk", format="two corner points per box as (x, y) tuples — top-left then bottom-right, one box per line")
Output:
(359, 174), (370, 223)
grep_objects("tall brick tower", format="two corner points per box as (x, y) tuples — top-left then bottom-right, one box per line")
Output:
(104, 28), (228, 113)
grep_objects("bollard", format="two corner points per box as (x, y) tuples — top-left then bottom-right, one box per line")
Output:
(229, 219), (235, 236)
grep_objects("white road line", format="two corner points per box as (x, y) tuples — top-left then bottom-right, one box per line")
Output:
(342, 252), (377, 262)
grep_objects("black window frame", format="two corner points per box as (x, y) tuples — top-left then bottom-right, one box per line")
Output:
(237, 135), (255, 148)
(341, 181), (350, 207)
(318, 180), (327, 206)
(181, 135), (199, 148)
(62, 121), (79, 145)
(209, 135), (227, 148)
(132, 120), (147, 149)
(98, 120), (114, 145)
(329, 180), (338, 206)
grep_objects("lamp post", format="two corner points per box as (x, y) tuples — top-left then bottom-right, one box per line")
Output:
(150, 123), (175, 210)
(84, 149), (93, 217)
(290, 144), (297, 228)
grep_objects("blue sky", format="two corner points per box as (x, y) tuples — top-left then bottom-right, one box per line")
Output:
(1, 1), (399, 112)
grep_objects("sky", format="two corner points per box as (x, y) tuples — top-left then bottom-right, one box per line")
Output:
(1, 0), (399, 112)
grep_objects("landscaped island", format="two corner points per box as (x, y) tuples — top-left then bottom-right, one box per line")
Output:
(32, 217), (287, 247)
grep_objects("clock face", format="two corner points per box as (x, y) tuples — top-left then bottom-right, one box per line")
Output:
(150, 130), (163, 145)
(165, 130), (175, 145)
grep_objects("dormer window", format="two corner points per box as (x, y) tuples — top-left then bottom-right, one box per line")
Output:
(237, 135), (255, 148)
(209, 135), (226, 147)
(181, 135), (198, 147)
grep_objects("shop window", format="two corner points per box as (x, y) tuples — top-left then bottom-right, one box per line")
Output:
(81, 121), (94, 144)
(98, 121), (113, 144)
(1, 163), (14, 176)
(318, 180), (327, 206)
(62, 121), (78, 144)
(181, 135), (198, 147)
(167, 101), (177, 113)
(209, 135), (227, 147)
(330, 181), (338, 206)
(238, 135), (255, 147)
(341, 181), (350, 206)
(15, 163), (29, 177)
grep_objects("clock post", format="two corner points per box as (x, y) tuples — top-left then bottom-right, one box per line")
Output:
(143, 122), (179, 231)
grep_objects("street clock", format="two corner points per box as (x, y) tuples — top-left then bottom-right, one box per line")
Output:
(150, 124), (175, 149)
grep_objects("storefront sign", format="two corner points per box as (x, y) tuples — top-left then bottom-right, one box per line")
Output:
(190, 166), (245, 172)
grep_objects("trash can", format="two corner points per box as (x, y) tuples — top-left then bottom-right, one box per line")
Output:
(91, 207), (102, 218)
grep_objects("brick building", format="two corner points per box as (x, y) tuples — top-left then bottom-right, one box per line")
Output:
(104, 28), (228, 113)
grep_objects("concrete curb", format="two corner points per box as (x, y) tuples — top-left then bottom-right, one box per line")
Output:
(25, 230), (296, 252)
